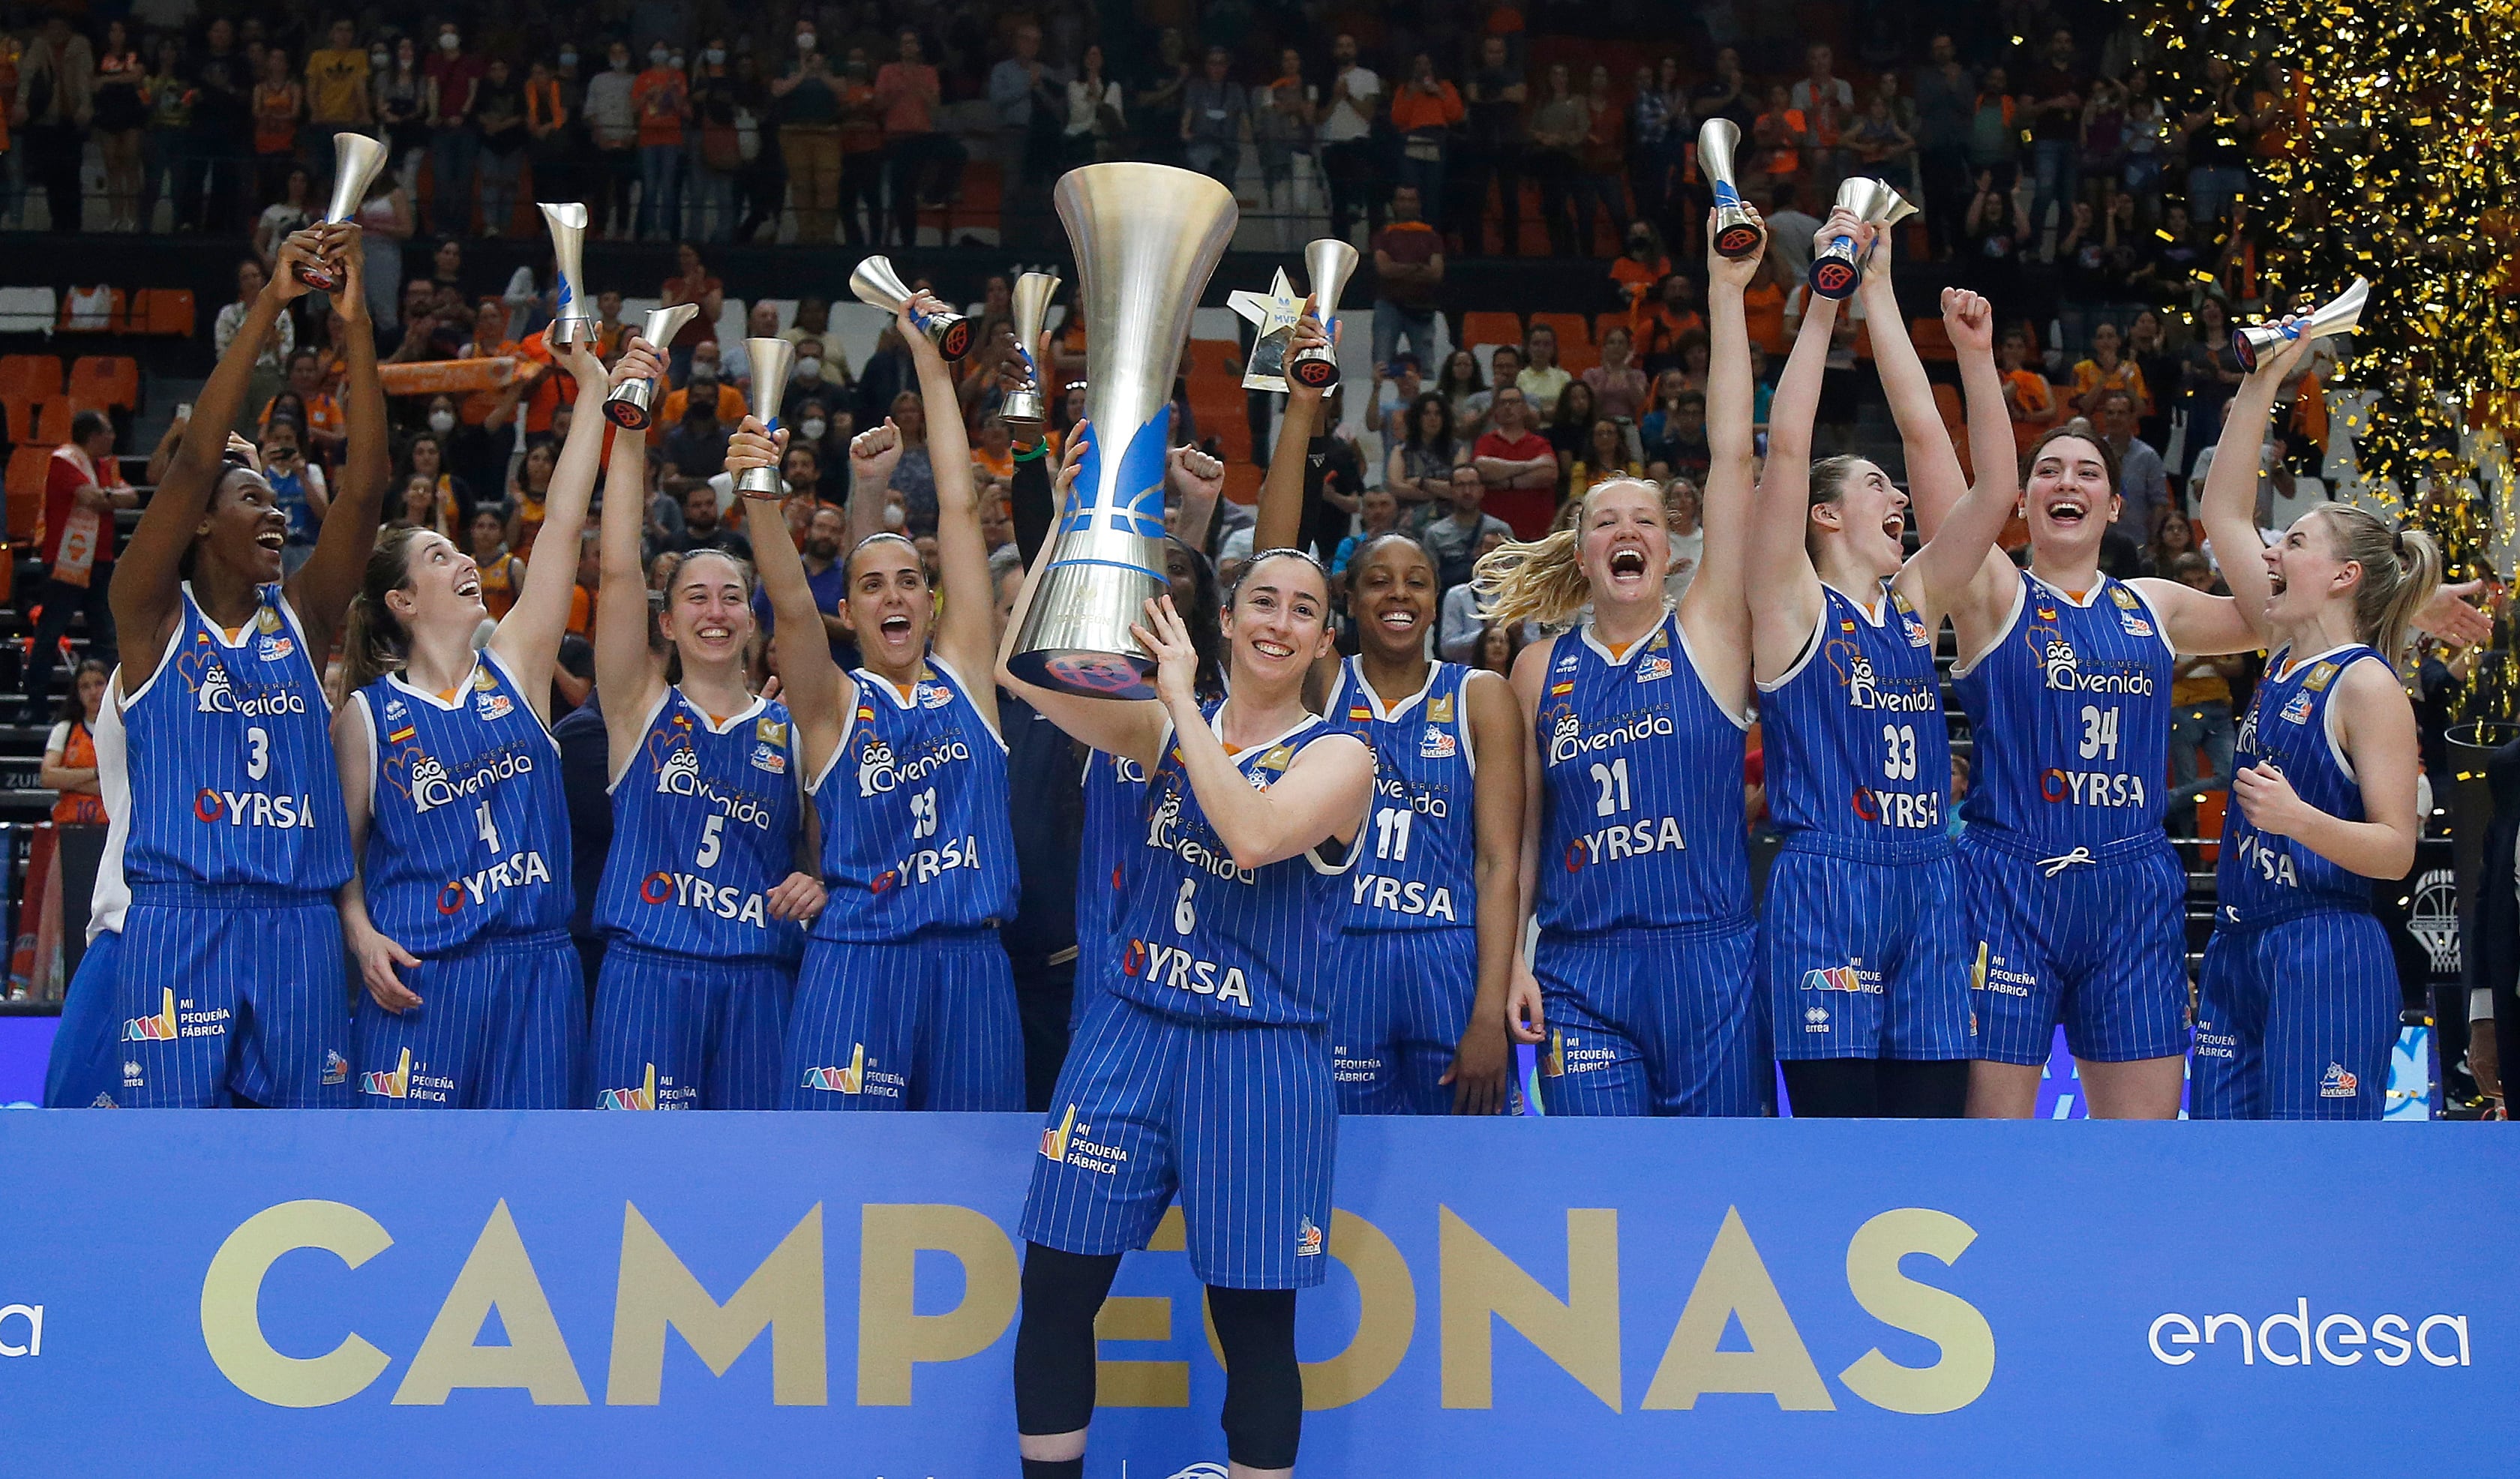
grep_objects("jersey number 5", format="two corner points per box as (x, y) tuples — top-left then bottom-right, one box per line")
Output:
(695, 813), (724, 868)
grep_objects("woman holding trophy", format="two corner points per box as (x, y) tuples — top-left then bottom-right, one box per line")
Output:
(726, 289), (1025, 1113)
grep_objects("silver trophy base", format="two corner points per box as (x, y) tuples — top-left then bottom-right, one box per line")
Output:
(604, 379), (658, 430)
(550, 315), (598, 348)
(1008, 557), (1164, 700)
(735, 464), (785, 498)
(1001, 386), (1046, 436)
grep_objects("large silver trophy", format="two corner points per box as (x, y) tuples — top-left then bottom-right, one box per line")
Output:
(1000, 270), (1062, 434)
(2234, 278), (2368, 371)
(296, 131), (390, 292)
(1809, 177), (1916, 301)
(735, 337), (797, 497)
(603, 303), (698, 429)
(1009, 163), (1238, 699)
(1698, 119), (1764, 260)
(538, 202), (596, 347)
(850, 256), (974, 361)
(1288, 238), (1358, 390)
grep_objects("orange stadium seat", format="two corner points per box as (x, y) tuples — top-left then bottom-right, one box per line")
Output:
(1910, 315), (1955, 363)
(33, 398), (75, 446)
(6, 445), (52, 538)
(0, 354), (59, 446)
(140, 289), (196, 337)
(68, 356), (140, 411)
(1459, 311), (1523, 352)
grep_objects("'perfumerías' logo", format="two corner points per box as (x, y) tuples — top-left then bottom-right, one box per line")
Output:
(361, 1048), (412, 1099)
(122, 988), (178, 1041)
(599, 1063), (659, 1110)
(800, 1042), (866, 1094)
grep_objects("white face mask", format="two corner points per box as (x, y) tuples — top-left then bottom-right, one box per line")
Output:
(704, 48), (726, 65)
(650, 48), (670, 67)
(795, 357), (822, 381)
(370, 49), (389, 68)
(611, 53), (631, 73)
(428, 410), (457, 435)
(800, 418), (828, 441)
(439, 32), (460, 53)
(558, 50), (578, 70)
(796, 32), (817, 52)
(882, 502), (906, 530)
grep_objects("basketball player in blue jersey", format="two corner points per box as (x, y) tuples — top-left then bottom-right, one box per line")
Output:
(998, 428), (1373, 1478)
(2186, 332), (2440, 1119)
(1071, 475), (1225, 1034)
(1883, 288), (2484, 1117)
(585, 334), (825, 1111)
(1744, 208), (2019, 1118)
(63, 224), (389, 1108)
(1481, 212), (1773, 1117)
(728, 290), (1023, 1112)
(322, 334), (625, 1108)
(1246, 312), (1520, 1115)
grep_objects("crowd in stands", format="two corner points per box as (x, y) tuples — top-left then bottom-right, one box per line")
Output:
(0, 3), (2425, 838)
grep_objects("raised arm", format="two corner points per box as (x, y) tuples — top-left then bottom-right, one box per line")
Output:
(1252, 305), (1329, 554)
(287, 225), (391, 652)
(596, 340), (668, 766)
(486, 337), (614, 718)
(2182, 326), (2306, 654)
(116, 229), (325, 674)
(730, 419), (849, 777)
(844, 418), (903, 551)
(1503, 635), (1555, 1046)
(1747, 212), (1856, 676)
(1683, 205), (1762, 691)
(908, 294), (998, 712)
(1168, 444), (1224, 550)
(1904, 290), (2020, 619)
(994, 425), (1171, 764)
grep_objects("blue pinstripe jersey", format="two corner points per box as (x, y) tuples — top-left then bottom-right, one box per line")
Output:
(1535, 610), (1754, 933)
(2218, 644), (2385, 920)
(110, 584), (349, 891)
(811, 656), (1017, 942)
(1326, 657), (1478, 932)
(1110, 706), (1364, 1026)
(596, 687), (808, 961)
(351, 652), (570, 952)
(1760, 582), (1950, 840)
(1953, 570), (2173, 845)
(1076, 748), (1147, 981)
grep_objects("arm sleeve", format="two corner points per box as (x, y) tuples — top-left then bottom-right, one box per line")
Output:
(1011, 448), (1054, 566)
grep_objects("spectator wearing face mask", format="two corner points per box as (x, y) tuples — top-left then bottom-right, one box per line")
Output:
(632, 40), (691, 241)
(259, 418), (331, 578)
(783, 338), (845, 422)
(424, 22), (487, 234)
(660, 347), (747, 427)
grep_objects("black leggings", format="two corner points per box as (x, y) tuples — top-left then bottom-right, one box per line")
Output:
(1014, 1243), (1304, 1470)
(1781, 1058), (1970, 1118)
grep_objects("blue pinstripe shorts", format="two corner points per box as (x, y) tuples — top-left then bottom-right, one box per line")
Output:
(351, 928), (584, 1109)
(1758, 834), (1974, 1062)
(113, 885), (354, 1108)
(2192, 907), (2395, 1120)
(1330, 926), (1480, 1115)
(1022, 993), (1337, 1290)
(784, 926), (1024, 1111)
(590, 940), (796, 1110)
(1961, 830), (2193, 1065)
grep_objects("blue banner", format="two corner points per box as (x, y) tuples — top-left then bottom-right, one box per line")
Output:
(0, 1114), (2510, 1474)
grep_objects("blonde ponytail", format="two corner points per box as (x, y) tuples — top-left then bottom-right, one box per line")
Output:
(2314, 505), (2442, 666)
(1474, 528), (1588, 629)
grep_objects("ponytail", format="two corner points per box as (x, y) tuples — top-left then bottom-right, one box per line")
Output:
(2315, 505), (2442, 666)
(339, 526), (426, 692)
(1472, 528), (1586, 629)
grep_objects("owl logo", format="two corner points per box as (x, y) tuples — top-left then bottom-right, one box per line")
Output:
(1146, 788), (1184, 850)
(193, 661), (235, 713)
(406, 752), (454, 812)
(855, 737), (896, 797)
(1550, 710), (1582, 757)
(1845, 653), (1879, 710)
(656, 745), (702, 796)
(2042, 638), (2080, 692)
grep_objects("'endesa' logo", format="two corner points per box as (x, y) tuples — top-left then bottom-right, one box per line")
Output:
(2149, 1298), (2471, 1368)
